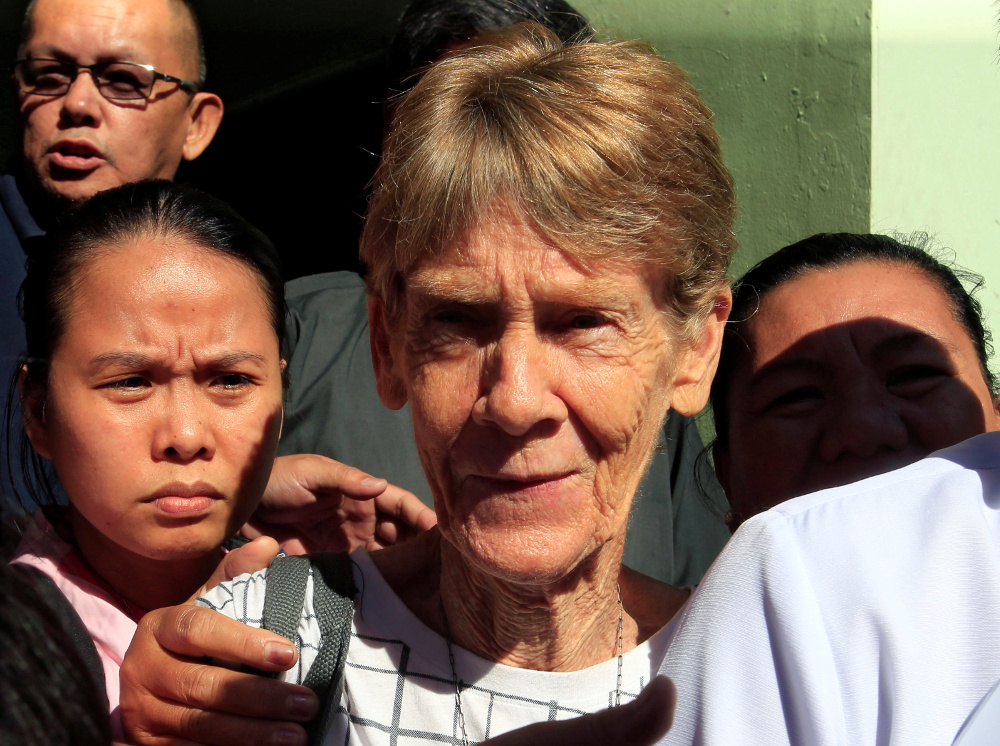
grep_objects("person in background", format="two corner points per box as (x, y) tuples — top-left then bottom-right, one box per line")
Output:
(1, 0), (221, 513)
(1, 0), (431, 556)
(710, 232), (999, 529)
(277, 0), (731, 586)
(659, 233), (1000, 745)
(9, 181), (288, 738)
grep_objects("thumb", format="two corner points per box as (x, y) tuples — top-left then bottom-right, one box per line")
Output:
(190, 536), (279, 600)
(482, 675), (676, 746)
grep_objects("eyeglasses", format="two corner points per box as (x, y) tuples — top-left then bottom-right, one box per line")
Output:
(13, 58), (199, 101)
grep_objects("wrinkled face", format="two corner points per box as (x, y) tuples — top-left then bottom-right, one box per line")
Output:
(25, 237), (284, 561)
(18, 0), (203, 203)
(718, 260), (1000, 519)
(372, 208), (723, 584)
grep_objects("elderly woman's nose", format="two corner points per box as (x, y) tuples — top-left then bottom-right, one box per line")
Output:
(818, 387), (908, 463)
(473, 331), (568, 436)
(153, 388), (216, 462)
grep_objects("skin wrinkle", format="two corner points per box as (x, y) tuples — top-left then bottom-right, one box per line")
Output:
(370, 205), (715, 671)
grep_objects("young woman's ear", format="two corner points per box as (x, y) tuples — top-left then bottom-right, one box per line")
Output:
(19, 365), (51, 460)
(278, 359), (287, 441)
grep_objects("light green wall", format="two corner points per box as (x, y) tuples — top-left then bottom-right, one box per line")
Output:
(871, 0), (1000, 343)
(575, 0), (873, 276)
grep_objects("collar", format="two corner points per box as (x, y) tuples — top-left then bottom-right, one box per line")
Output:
(0, 171), (45, 243)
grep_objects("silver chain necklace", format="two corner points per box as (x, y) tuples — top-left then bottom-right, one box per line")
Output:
(440, 583), (625, 746)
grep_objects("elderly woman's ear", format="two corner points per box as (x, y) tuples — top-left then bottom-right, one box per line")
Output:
(669, 288), (732, 417)
(368, 295), (409, 410)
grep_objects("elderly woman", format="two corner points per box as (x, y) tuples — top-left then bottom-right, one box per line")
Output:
(119, 24), (733, 746)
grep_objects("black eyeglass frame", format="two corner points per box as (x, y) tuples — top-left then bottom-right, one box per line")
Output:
(12, 58), (200, 101)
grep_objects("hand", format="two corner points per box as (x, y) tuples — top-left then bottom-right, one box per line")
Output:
(242, 454), (437, 554)
(119, 538), (320, 746)
(482, 676), (676, 746)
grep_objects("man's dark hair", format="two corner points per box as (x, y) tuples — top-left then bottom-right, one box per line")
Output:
(18, 0), (207, 86)
(711, 232), (998, 448)
(387, 0), (594, 93)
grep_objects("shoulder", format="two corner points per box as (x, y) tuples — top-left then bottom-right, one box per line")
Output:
(285, 270), (367, 307)
(619, 566), (690, 641)
(283, 271), (369, 360)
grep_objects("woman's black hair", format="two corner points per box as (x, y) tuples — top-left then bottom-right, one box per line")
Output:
(710, 232), (996, 450)
(5, 179), (286, 510)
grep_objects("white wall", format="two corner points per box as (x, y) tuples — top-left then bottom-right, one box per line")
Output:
(871, 0), (1000, 344)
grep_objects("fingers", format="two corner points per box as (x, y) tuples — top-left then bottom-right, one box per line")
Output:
(126, 686), (313, 746)
(147, 605), (299, 671)
(481, 676), (676, 746)
(195, 536), (279, 597)
(263, 454), (388, 511)
(120, 606), (319, 746)
(374, 484), (437, 531)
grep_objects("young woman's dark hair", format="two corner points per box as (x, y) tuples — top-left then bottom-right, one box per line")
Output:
(6, 179), (286, 510)
(711, 232), (996, 449)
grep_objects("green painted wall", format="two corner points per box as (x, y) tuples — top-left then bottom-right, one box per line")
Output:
(576, 0), (872, 277)
(871, 0), (1000, 344)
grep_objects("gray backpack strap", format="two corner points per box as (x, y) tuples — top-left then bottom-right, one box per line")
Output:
(262, 552), (356, 746)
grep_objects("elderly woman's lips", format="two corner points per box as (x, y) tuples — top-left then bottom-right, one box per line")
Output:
(466, 473), (574, 494)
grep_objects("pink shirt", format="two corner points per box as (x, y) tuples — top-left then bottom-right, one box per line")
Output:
(10, 512), (138, 740)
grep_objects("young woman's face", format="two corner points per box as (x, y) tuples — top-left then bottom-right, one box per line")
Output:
(717, 260), (1000, 522)
(25, 236), (284, 562)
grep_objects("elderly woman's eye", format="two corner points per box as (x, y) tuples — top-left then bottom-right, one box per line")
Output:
(430, 306), (478, 325)
(566, 313), (607, 330)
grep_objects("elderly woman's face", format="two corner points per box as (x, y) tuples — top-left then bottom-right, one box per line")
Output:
(717, 260), (1000, 519)
(371, 207), (722, 583)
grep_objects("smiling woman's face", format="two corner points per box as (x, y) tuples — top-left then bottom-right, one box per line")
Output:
(716, 260), (1000, 519)
(24, 236), (284, 562)
(370, 207), (726, 584)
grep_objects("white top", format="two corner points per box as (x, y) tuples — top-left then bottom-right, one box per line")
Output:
(659, 430), (1000, 746)
(200, 550), (673, 744)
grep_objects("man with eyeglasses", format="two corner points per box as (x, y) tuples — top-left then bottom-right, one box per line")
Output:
(11, 0), (221, 207)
